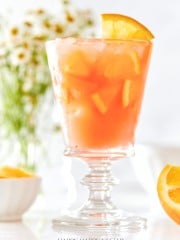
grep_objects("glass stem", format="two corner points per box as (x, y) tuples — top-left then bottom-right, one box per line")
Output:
(80, 160), (118, 216)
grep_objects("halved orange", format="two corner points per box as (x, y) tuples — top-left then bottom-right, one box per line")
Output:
(157, 164), (180, 224)
(101, 13), (154, 40)
(0, 166), (34, 178)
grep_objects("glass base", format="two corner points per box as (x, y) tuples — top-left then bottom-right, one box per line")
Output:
(53, 210), (146, 233)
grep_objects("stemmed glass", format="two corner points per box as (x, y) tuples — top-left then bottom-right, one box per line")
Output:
(46, 37), (152, 232)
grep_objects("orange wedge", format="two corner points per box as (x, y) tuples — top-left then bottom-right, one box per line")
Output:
(101, 13), (154, 40)
(0, 166), (34, 178)
(157, 164), (180, 224)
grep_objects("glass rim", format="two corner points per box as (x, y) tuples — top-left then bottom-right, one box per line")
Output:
(46, 37), (153, 46)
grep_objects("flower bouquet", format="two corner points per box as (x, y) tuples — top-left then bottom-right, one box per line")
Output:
(0, 0), (96, 171)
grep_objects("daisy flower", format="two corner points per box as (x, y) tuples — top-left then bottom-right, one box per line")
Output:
(10, 47), (31, 66)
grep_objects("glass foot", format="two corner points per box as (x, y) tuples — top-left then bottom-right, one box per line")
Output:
(53, 210), (146, 233)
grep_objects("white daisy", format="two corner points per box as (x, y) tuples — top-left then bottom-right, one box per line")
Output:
(10, 47), (31, 66)
(7, 26), (22, 44)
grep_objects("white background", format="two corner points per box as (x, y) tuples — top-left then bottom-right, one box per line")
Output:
(0, 0), (180, 145)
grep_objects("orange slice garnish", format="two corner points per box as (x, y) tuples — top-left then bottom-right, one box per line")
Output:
(101, 13), (154, 40)
(157, 164), (180, 224)
(0, 166), (35, 178)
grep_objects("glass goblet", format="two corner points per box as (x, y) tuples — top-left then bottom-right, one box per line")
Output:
(46, 38), (152, 232)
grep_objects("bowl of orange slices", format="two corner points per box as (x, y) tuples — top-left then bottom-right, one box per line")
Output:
(0, 166), (41, 221)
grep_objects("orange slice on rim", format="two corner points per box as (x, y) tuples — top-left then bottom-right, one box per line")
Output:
(101, 13), (154, 40)
(157, 164), (180, 224)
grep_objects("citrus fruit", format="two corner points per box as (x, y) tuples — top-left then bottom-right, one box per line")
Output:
(101, 13), (154, 40)
(157, 164), (180, 224)
(0, 166), (34, 178)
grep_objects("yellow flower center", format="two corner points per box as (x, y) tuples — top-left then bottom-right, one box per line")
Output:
(17, 52), (25, 59)
(10, 27), (19, 36)
(54, 24), (63, 33)
(24, 21), (33, 27)
(66, 12), (74, 22)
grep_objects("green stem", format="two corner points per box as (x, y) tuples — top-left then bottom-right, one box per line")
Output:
(17, 135), (37, 172)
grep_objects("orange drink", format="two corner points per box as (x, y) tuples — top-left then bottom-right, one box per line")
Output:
(48, 38), (152, 149)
